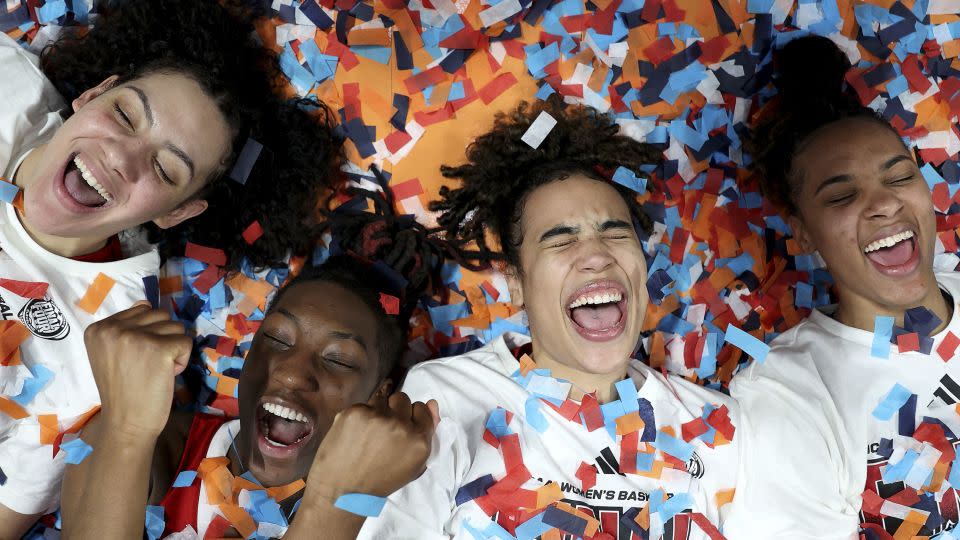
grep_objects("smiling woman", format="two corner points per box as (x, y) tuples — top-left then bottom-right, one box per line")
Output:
(60, 177), (444, 538)
(0, 0), (342, 535)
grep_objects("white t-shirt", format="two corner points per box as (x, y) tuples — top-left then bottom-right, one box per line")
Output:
(738, 271), (960, 537)
(0, 34), (161, 515)
(359, 334), (743, 540)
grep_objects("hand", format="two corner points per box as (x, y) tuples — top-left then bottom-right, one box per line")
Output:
(305, 392), (439, 501)
(83, 301), (192, 439)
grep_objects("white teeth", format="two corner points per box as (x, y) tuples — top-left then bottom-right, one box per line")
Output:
(262, 402), (308, 423)
(73, 156), (113, 202)
(568, 291), (624, 309)
(864, 230), (915, 253)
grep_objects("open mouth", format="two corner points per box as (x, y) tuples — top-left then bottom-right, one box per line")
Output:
(61, 155), (113, 208)
(255, 400), (315, 459)
(565, 280), (628, 342)
(863, 229), (920, 275)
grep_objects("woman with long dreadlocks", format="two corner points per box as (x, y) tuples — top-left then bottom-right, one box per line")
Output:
(60, 172), (442, 539)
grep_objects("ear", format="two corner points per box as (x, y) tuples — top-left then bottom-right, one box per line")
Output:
(505, 266), (524, 308)
(786, 214), (815, 253)
(72, 75), (120, 113)
(152, 199), (208, 229)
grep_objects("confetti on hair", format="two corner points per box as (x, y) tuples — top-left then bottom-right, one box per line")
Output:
(228, 138), (264, 185)
(379, 292), (400, 315)
(519, 110), (557, 150)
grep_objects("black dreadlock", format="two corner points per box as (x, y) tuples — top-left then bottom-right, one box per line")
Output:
(747, 35), (906, 215)
(271, 167), (444, 375)
(430, 95), (661, 272)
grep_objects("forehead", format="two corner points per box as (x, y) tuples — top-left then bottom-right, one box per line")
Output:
(271, 280), (380, 338)
(520, 175), (632, 234)
(794, 118), (912, 183)
(113, 72), (232, 173)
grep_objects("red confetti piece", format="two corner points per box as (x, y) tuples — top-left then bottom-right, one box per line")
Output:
(896, 332), (920, 353)
(575, 461), (597, 491)
(379, 292), (401, 315)
(0, 278), (48, 299)
(185, 242), (227, 267)
(937, 332), (960, 362)
(241, 221), (264, 245)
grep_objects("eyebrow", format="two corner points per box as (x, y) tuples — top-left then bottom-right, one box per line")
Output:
(277, 308), (368, 351)
(813, 155), (914, 196)
(539, 224), (580, 243)
(598, 219), (633, 232)
(127, 85), (195, 183)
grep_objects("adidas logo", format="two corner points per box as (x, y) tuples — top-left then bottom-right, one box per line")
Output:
(593, 447), (705, 479)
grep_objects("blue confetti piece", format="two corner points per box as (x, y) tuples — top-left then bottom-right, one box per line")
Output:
(795, 282), (813, 309)
(61, 438), (93, 465)
(872, 383), (914, 420)
(0, 182), (19, 205)
(524, 397), (549, 433)
(723, 325), (770, 363)
(455, 474), (495, 506)
(334, 493), (387, 517)
(515, 511), (551, 540)
(921, 163), (946, 190)
(659, 492), (693, 522)
(872, 316), (896, 359)
(145, 505), (165, 540)
(636, 451), (655, 472)
(11, 363), (54, 406)
(615, 378), (639, 413)
(882, 449), (919, 483)
(142, 275), (160, 309)
(172, 470), (198, 488)
(0, 465), (7, 485)
(653, 430), (695, 462)
(36, 0), (67, 23)
(611, 166), (647, 194)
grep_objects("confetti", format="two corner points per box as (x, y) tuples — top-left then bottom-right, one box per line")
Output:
(75, 272), (117, 315)
(60, 438), (93, 465)
(872, 316), (895, 359)
(334, 493), (388, 517)
(519, 111), (557, 150)
(872, 384), (914, 421)
(379, 292), (400, 315)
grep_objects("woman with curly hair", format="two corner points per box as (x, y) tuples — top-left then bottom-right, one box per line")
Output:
(353, 97), (747, 538)
(0, 0), (341, 533)
(61, 177), (442, 539)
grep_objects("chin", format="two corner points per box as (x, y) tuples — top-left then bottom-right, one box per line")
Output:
(573, 344), (634, 374)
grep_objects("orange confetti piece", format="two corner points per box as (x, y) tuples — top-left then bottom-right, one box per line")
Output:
(39, 414), (58, 445)
(75, 273), (117, 315)
(0, 397), (28, 419)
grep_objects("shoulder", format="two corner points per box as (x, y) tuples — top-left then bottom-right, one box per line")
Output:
(0, 33), (63, 111)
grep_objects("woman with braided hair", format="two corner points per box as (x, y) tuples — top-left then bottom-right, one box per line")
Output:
(59, 172), (441, 538)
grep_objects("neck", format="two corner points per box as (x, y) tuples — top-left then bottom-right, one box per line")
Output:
(834, 275), (952, 334)
(529, 342), (634, 403)
(13, 144), (110, 258)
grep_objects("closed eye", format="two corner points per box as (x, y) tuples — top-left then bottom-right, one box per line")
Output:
(827, 194), (855, 206)
(888, 175), (914, 185)
(154, 159), (175, 186)
(549, 239), (575, 249)
(114, 103), (133, 128)
(265, 333), (291, 349)
(323, 353), (356, 370)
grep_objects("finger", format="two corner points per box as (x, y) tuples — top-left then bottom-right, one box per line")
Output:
(128, 308), (175, 327)
(142, 320), (187, 336)
(411, 402), (437, 442)
(111, 302), (154, 321)
(387, 391), (413, 420)
(427, 399), (440, 427)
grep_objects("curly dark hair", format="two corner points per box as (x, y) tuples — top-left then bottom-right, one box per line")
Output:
(39, 0), (343, 269)
(430, 95), (661, 271)
(747, 35), (904, 214)
(272, 167), (444, 374)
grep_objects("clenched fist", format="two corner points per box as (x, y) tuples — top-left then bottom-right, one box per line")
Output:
(84, 301), (192, 439)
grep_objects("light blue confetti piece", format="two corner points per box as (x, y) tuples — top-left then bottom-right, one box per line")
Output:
(145, 505), (165, 540)
(659, 492), (693, 522)
(514, 512), (550, 540)
(600, 400), (626, 423)
(872, 383), (913, 420)
(0, 182), (19, 205)
(483, 520), (518, 540)
(448, 81), (466, 101)
(334, 493), (387, 517)
(535, 83), (555, 101)
(724, 325), (770, 363)
(872, 316), (895, 359)
(428, 302), (471, 336)
(279, 44), (314, 95)
(61, 438), (93, 465)
(12, 364), (54, 406)
(921, 163), (946, 190)
(649, 488), (666, 514)
(462, 520), (488, 540)
(612, 166), (647, 194)
(882, 449), (919, 483)
(948, 453), (960, 490)
(668, 119), (708, 151)
(747, 0), (774, 13)
(615, 379), (639, 413)
(172, 470), (198, 488)
(886, 75), (909, 97)
(524, 397), (549, 433)
(636, 451), (655, 472)
(653, 430), (695, 462)
(351, 45), (392, 64)
(36, 0), (67, 23)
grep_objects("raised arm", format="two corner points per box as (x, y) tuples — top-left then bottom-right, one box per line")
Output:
(61, 302), (192, 540)
(284, 391), (437, 540)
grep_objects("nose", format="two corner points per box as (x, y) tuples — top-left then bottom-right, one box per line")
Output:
(576, 239), (615, 273)
(268, 351), (319, 392)
(862, 185), (904, 219)
(101, 134), (147, 183)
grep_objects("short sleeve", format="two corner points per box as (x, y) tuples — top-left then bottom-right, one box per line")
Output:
(0, 417), (63, 515)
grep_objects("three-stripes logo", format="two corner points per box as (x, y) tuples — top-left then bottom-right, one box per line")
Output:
(594, 447), (705, 479)
(931, 373), (960, 407)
